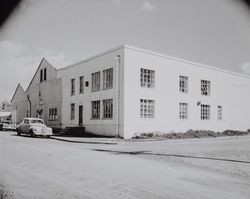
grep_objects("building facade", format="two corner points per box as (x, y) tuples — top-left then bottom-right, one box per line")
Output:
(11, 45), (250, 138)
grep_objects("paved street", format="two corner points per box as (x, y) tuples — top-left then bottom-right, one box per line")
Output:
(1, 131), (250, 199)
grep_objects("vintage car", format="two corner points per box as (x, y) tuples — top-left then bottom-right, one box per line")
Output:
(16, 118), (52, 137)
(0, 120), (16, 131)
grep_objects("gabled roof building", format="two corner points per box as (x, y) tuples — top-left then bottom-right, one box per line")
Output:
(11, 45), (250, 138)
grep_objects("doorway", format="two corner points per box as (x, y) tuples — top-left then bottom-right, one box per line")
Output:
(79, 105), (83, 126)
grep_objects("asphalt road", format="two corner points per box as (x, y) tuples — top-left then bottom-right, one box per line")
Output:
(1, 131), (250, 199)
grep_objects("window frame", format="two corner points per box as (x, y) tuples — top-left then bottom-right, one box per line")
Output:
(91, 100), (100, 119)
(179, 76), (188, 93)
(179, 102), (188, 119)
(140, 99), (155, 118)
(201, 104), (210, 120)
(103, 99), (113, 119)
(103, 68), (113, 90)
(71, 78), (75, 96)
(79, 76), (84, 94)
(91, 72), (101, 92)
(218, 106), (222, 120)
(140, 68), (155, 88)
(70, 103), (75, 120)
(201, 80), (211, 96)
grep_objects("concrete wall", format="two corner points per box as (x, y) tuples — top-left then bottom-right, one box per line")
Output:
(26, 59), (62, 127)
(57, 47), (125, 137)
(123, 46), (250, 138)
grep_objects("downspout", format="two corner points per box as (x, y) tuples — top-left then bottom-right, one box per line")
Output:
(116, 55), (121, 138)
(27, 94), (31, 117)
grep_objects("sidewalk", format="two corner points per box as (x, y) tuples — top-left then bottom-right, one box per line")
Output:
(50, 136), (121, 145)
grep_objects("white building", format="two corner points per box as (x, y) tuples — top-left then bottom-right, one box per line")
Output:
(11, 45), (250, 138)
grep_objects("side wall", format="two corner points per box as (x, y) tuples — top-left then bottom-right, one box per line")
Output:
(26, 60), (62, 128)
(57, 48), (125, 137)
(123, 47), (250, 138)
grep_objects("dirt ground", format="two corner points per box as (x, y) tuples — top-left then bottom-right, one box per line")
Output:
(1, 131), (250, 199)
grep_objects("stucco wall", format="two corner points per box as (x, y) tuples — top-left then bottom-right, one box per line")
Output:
(123, 46), (250, 138)
(57, 47), (125, 137)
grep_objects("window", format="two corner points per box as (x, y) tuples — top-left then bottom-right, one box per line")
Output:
(140, 68), (155, 88)
(70, 103), (75, 120)
(201, 80), (210, 96)
(49, 108), (58, 121)
(91, 100), (100, 119)
(71, 78), (75, 95)
(140, 99), (155, 118)
(103, 68), (113, 90)
(92, 72), (100, 92)
(201, 104), (210, 120)
(218, 106), (222, 120)
(40, 69), (43, 83)
(79, 76), (84, 94)
(103, 99), (113, 119)
(44, 68), (47, 81)
(179, 76), (188, 93)
(179, 103), (188, 119)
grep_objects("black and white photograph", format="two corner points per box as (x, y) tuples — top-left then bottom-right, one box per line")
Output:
(1, 0), (250, 198)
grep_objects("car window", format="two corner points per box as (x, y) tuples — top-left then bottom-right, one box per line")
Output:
(30, 119), (44, 124)
(24, 119), (29, 124)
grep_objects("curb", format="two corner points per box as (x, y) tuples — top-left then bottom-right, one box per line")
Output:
(50, 136), (118, 145)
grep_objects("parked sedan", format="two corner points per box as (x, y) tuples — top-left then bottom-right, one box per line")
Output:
(16, 118), (52, 137)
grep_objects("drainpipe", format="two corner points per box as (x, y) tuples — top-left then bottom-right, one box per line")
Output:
(27, 94), (31, 117)
(116, 55), (121, 138)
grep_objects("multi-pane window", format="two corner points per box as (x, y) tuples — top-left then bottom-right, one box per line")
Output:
(71, 78), (75, 95)
(218, 106), (222, 120)
(201, 104), (210, 120)
(92, 72), (101, 92)
(49, 108), (57, 121)
(140, 99), (155, 118)
(103, 68), (113, 90)
(140, 68), (155, 88)
(103, 99), (113, 119)
(91, 100), (100, 119)
(179, 103), (188, 119)
(179, 76), (188, 93)
(44, 68), (47, 81)
(79, 76), (84, 94)
(70, 103), (75, 120)
(201, 80), (210, 96)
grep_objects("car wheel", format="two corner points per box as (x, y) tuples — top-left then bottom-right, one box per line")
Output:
(17, 128), (21, 136)
(29, 129), (35, 137)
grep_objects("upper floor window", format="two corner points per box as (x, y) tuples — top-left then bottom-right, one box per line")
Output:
(140, 68), (155, 88)
(103, 99), (113, 119)
(91, 100), (100, 119)
(92, 72), (100, 92)
(201, 104), (210, 120)
(103, 68), (113, 90)
(179, 102), (188, 119)
(201, 80), (210, 96)
(44, 68), (47, 81)
(218, 106), (222, 120)
(40, 69), (43, 83)
(179, 76), (188, 93)
(71, 78), (75, 95)
(140, 99), (155, 118)
(40, 68), (47, 83)
(79, 76), (84, 94)
(70, 103), (75, 120)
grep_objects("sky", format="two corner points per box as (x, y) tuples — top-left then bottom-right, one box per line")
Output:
(0, 0), (250, 103)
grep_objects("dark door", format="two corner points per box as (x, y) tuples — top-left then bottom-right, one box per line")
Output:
(79, 105), (83, 126)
